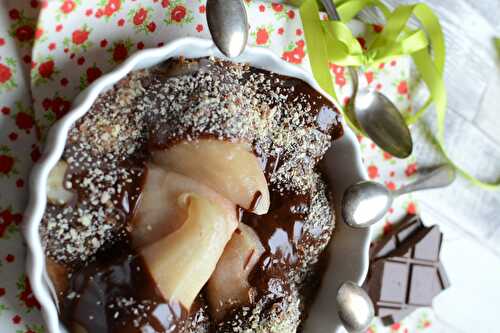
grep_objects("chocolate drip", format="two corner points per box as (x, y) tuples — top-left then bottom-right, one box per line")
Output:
(45, 57), (343, 332)
(62, 242), (188, 333)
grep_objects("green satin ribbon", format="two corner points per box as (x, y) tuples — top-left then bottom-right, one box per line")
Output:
(299, 0), (500, 190)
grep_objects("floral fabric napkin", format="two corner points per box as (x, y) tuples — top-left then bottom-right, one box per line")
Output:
(0, 0), (439, 332)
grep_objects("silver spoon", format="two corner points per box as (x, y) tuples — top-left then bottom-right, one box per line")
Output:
(320, 0), (413, 158)
(206, 0), (248, 58)
(337, 281), (374, 333)
(342, 164), (456, 229)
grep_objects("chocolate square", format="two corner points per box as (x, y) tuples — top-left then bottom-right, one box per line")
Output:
(363, 214), (450, 326)
(380, 261), (409, 303)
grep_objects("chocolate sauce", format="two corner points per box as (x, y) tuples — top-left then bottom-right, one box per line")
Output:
(47, 57), (343, 332)
(62, 241), (188, 333)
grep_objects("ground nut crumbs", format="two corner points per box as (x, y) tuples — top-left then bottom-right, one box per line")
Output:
(41, 57), (340, 267)
(40, 57), (343, 333)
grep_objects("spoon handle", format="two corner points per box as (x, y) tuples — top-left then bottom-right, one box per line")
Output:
(394, 164), (456, 197)
(320, 0), (341, 21)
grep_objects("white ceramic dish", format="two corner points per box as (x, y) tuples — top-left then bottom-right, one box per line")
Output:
(23, 37), (370, 333)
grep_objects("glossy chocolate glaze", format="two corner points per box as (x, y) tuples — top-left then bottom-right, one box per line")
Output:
(46, 57), (343, 333)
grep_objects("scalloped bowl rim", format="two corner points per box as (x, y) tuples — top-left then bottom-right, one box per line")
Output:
(22, 37), (371, 333)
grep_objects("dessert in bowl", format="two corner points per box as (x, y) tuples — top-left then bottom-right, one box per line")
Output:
(23, 38), (370, 333)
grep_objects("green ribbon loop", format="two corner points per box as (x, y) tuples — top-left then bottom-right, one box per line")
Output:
(300, 0), (500, 189)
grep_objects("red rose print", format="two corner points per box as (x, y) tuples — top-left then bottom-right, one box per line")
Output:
(296, 40), (305, 48)
(287, 10), (295, 19)
(134, 8), (148, 25)
(0, 64), (12, 83)
(397, 80), (408, 95)
(60, 78), (68, 86)
(51, 97), (71, 118)
(38, 60), (54, 78)
(9, 133), (18, 141)
(77, 56), (85, 65)
(147, 22), (157, 32)
(335, 75), (346, 87)
(31, 0), (39, 8)
(391, 323), (401, 330)
(385, 181), (396, 191)
(296, 28), (302, 36)
(31, 146), (41, 162)
(35, 28), (43, 39)
(407, 202), (416, 214)
(272, 3), (283, 12)
(0, 288), (5, 296)
(85, 8), (93, 16)
(405, 163), (417, 177)
(373, 24), (383, 33)
(0, 155), (14, 174)
(365, 71), (374, 84)
(198, 5), (205, 13)
(113, 43), (128, 62)
(0, 38), (5, 46)
(48, 42), (56, 50)
(391, 60), (397, 66)
(16, 112), (34, 131)
(162, 0), (170, 8)
(171, 5), (186, 22)
(368, 165), (379, 179)
(42, 98), (52, 110)
(277, 27), (284, 35)
(1, 107), (10, 115)
(137, 41), (145, 49)
(12, 315), (21, 324)
(376, 83), (382, 90)
(60, 0), (76, 14)
(100, 39), (108, 47)
(72, 29), (89, 45)
(9, 9), (20, 20)
(383, 151), (392, 160)
(56, 24), (63, 32)
(330, 63), (344, 75)
(196, 24), (203, 33)
(117, 18), (125, 26)
(15, 25), (35, 42)
(19, 277), (41, 310)
(256, 28), (269, 45)
(104, 0), (121, 16)
(357, 37), (366, 49)
(16, 178), (24, 187)
(86, 66), (102, 84)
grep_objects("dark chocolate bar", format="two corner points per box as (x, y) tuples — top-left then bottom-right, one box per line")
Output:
(363, 215), (450, 326)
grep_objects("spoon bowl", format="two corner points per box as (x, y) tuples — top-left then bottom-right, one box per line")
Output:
(342, 181), (392, 229)
(343, 164), (456, 228)
(336, 281), (375, 333)
(353, 88), (413, 158)
(319, 0), (413, 159)
(206, 0), (248, 58)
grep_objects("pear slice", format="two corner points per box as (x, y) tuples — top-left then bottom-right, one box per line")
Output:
(206, 223), (265, 321)
(152, 139), (270, 215)
(140, 193), (237, 310)
(131, 165), (237, 248)
(47, 160), (74, 205)
(46, 257), (69, 301)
